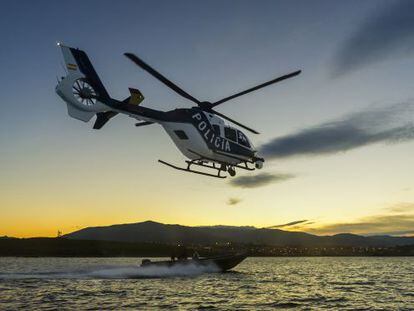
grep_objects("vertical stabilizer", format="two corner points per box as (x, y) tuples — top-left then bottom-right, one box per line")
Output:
(55, 43), (111, 122)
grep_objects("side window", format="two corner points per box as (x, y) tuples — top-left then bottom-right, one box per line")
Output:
(212, 124), (221, 135)
(224, 127), (237, 142)
(174, 130), (188, 140)
(237, 130), (250, 148)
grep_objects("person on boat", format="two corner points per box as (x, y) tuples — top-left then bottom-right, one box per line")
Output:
(192, 251), (200, 260)
(177, 245), (188, 260)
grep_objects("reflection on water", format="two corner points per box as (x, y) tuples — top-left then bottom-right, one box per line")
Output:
(0, 257), (413, 309)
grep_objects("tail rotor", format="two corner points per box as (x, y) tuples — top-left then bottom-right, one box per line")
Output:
(55, 44), (111, 122)
(72, 78), (98, 107)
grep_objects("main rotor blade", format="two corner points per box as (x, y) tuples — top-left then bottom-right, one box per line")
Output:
(124, 53), (201, 105)
(212, 109), (259, 134)
(211, 70), (301, 108)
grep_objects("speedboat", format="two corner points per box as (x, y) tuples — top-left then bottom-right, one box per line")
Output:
(140, 253), (247, 272)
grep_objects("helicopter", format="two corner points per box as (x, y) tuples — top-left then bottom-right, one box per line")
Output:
(55, 43), (301, 178)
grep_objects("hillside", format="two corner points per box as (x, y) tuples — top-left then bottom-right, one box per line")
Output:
(64, 221), (414, 247)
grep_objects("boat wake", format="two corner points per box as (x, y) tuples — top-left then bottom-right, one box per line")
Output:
(0, 263), (220, 280)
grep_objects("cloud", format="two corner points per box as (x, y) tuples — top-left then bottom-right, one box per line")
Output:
(229, 172), (295, 188)
(306, 203), (414, 236)
(385, 202), (414, 214)
(308, 215), (414, 236)
(227, 197), (242, 206)
(260, 102), (414, 159)
(266, 220), (309, 229)
(333, 1), (414, 76)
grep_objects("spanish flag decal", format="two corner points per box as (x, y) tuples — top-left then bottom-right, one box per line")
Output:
(67, 63), (78, 71)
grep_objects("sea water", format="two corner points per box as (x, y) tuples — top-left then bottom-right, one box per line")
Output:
(0, 257), (413, 310)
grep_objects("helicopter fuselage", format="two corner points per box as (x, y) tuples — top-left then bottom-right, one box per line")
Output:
(108, 101), (260, 166)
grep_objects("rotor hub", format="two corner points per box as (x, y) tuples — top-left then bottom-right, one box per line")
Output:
(198, 101), (213, 110)
(79, 87), (94, 99)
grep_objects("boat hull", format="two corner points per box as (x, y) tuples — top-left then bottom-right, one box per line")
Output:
(141, 253), (247, 272)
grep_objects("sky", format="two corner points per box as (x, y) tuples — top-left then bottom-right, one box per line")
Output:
(0, 0), (413, 237)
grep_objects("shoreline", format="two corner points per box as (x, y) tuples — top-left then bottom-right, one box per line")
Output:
(1, 237), (413, 257)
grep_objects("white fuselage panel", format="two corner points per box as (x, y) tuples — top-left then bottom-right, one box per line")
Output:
(162, 122), (211, 160)
(161, 121), (242, 164)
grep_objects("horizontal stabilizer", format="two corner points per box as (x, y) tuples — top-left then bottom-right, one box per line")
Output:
(93, 111), (118, 129)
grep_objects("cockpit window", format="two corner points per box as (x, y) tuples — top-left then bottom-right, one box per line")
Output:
(237, 130), (250, 148)
(224, 127), (237, 142)
(174, 130), (188, 140)
(212, 124), (220, 135)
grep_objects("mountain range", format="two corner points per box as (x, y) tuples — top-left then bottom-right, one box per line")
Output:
(65, 221), (414, 247)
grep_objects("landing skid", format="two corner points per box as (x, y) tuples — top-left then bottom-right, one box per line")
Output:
(159, 149), (259, 178)
(188, 149), (256, 171)
(158, 159), (227, 179)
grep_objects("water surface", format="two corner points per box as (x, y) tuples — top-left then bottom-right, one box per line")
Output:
(0, 257), (413, 310)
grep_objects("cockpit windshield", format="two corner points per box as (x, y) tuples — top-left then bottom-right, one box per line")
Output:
(224, 126), (251, 148)
(237, 130), (251, 148)
(224, 127), (237, 142)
